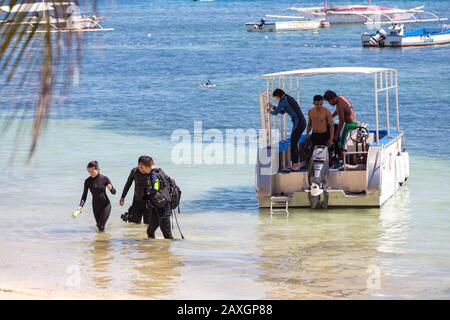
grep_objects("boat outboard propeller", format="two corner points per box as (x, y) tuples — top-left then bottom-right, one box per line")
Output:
(369, 29), (387, 47)
(307, 145), (330, 209)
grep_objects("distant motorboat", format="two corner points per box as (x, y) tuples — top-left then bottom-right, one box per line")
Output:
(0, 1), (113, 33)
(362, 24), (450, 47)
(246, 15), (323, 32)
(362, 11), (449, 47)
(291, 0), (424, 25)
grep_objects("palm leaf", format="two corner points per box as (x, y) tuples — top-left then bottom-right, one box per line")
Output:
(0, 0), (98, 161)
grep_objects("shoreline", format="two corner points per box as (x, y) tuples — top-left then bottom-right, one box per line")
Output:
(0, 283), (143, 300)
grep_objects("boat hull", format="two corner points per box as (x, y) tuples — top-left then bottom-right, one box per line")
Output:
(256, 132), (409, 208)
(246, 20), (321, 32)
(362, 31), (450, 47)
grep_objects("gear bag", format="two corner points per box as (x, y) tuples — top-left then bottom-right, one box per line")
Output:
(146, 169), (181, 210)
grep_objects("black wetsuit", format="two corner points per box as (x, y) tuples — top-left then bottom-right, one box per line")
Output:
(79, 174), (116, 231)
(121, 167), (152, 224)
(271, 94), (307, 164)
(146, 169), (173, 239)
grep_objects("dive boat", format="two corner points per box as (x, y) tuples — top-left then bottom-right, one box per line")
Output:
(290, 0), (424, 25)
(246, 15), (323, 32)
(0, 1), (113, 33)
(255, 67), (410, 209)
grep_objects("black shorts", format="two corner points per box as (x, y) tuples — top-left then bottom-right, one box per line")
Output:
(128, 200), (152, 224)
(311, 132), (330, 146)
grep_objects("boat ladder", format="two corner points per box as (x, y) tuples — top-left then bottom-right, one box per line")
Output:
(270, 195), (289, 216)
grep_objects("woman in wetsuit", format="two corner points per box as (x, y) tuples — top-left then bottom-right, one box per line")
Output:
(79, 161), (116, 232)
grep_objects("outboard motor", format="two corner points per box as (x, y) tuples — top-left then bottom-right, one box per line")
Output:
(369, 29), (387, 47)
(307, 145), (330, 209)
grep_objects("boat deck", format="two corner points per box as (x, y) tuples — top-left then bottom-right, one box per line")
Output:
(278, 129), (402, 154)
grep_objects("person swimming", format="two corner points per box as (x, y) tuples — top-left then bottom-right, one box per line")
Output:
(200, 80), (215, 88)
(78, 161), (116, 232)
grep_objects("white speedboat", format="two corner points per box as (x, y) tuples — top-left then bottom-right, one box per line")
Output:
(362, 24), (450, 47)
(246, 15), (323, 32)
(0, 1), (113, 33)
(361, 12), (449, 47)
(255, 67), (409, 209)
(291, 0), (423, 25)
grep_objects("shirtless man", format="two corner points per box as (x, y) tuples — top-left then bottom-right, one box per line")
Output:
(323, 90), (357, 159)
(305, 95), (334, 148)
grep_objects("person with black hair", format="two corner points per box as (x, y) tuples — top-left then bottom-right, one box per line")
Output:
(270, 88), (307, 170)
(323, 90), (357, 160)
(144, 161), (173, 240)
(79, 161), (116, 232)
(120, 156), (155, 224)
(306, 95), (334, 148)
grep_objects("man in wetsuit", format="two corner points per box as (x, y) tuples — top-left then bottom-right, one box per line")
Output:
(324, 90), (357, 160)
(144, 160), (173, 239)
(270, 88), (307, 170)
(306, 95), (334, 148)
(119, 156), (154, 224)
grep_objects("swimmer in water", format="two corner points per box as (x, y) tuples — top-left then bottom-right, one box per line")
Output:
(78, 161), (116, 232)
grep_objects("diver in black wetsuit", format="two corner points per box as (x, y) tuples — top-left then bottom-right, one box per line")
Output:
(145, 165), (173, 240)
(79, 161), (116, 232)
(120, 156), (154, 224)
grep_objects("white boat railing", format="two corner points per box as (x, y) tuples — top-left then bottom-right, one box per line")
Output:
(260, 67), (400, 147)
(364, 11), (448, 26)
(264, 15), (305, 20)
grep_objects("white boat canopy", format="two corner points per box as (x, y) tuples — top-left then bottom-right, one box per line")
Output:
(259, 67), (400, 145)
(261, 67), (396, 78)
(0, 3), (55, 13)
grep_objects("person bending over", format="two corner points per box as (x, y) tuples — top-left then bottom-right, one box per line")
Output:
(270, 88), (307, 171)
(323, 90), (357, 160)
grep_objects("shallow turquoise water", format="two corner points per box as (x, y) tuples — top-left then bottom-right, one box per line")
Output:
(0, 0), (449, 299)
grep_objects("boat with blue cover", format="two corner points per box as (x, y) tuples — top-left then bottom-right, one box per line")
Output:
(362, 24), (450, 47)
(362, 10), (448, 47)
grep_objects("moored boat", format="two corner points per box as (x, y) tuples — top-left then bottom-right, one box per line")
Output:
(0, 1), (113, 33)
(246, 15), (323, 32)
(362, 24), (450, 47)
(291, 0), (424, 25)
(255, 67), (410, 209)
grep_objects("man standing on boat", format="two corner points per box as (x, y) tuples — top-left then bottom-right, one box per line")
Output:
(270, 88), (307, 171)
(305, 95), (334, 148)
(323, 90), (357, 160)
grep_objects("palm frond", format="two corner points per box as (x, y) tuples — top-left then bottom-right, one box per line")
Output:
(0, 0), (98, 161)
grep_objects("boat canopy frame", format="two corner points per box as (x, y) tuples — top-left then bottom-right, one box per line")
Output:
(259, 67), (399, 147)
(364, 10), (448, 26)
